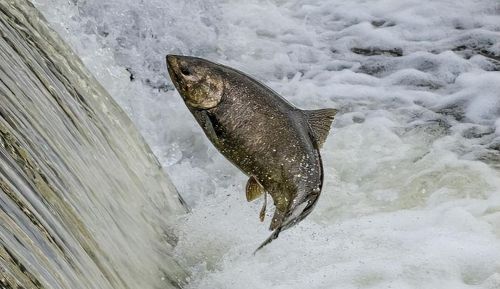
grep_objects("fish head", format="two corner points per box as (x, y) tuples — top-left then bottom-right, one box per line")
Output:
(270, 186), (321, 231)
(166, 54), (224, 109)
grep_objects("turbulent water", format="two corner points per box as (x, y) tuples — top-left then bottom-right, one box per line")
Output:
(0, 1), (187, 288)
(34, 0), (500, 288)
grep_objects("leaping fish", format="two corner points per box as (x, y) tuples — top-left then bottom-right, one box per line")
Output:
(166, 55), (336, 252)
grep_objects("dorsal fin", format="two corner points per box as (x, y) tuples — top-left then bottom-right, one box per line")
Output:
(303, 108), (337, 148)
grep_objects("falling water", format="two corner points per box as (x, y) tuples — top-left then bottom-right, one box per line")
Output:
(28, 0), (500, 288)
(0, 1), (188, 289)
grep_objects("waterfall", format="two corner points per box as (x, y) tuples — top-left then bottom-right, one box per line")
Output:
(0, 1), (188, 288)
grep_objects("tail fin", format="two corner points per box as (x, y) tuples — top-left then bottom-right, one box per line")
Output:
(253, 227), (282, 254)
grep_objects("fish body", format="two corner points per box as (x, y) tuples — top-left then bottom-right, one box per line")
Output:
(166, 55), (336, 251)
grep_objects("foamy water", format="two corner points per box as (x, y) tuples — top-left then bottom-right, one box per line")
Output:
(35, 0), (500, 288)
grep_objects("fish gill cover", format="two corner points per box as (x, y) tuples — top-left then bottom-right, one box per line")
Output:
(34, 0), (500, 288)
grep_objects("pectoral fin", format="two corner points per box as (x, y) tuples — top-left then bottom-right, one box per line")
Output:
(192, 110), (221, 145)
(303, 108), (337, 148)
(246, 176), (264, 202)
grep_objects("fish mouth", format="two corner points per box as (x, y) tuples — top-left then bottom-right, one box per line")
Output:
(167, 54), (197, 72)
(167, 54), (189, 96)
(166, 54), (182, 69)
(166, 54), (181, 83)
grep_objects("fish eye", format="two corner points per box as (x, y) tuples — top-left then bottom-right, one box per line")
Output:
(180, 65), (192, 76)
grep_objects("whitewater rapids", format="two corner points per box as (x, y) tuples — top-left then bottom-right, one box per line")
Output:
(35, 0), (500, 288)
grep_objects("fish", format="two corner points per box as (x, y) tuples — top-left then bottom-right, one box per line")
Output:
(166, 55), (336, 252)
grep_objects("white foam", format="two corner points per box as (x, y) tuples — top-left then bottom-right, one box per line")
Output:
(35, 0), (500, 288)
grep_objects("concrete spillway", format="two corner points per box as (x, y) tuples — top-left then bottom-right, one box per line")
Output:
(0, 1), (188, 288)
